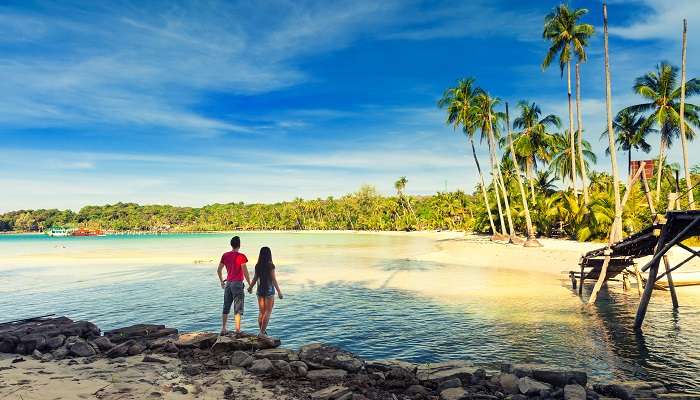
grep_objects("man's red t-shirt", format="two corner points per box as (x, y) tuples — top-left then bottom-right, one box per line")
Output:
(221, 251), (248, 282)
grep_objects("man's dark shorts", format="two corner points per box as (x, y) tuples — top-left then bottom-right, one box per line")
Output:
(223, 281), (245, 315)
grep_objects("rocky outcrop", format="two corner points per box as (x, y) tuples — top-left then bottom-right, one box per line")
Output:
(299, 343), (363, 372)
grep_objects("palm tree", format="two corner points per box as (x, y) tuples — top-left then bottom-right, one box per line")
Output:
(542, 4), (594, 198)
(512, 101), (561, 201)
(600, 109), (655, 174)
(473, 90), (518, 242)
(438, 78), (499, 236)
(550, 130), (597, 184)
(394, 176), (416, 227)
(623, 61), (700, 203)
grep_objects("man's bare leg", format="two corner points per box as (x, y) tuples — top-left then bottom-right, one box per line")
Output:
(221, 314), (228, 335)
(234, 314), (242, 333)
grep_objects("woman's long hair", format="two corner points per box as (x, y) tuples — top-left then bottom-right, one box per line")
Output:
(255, 247), (274, 293)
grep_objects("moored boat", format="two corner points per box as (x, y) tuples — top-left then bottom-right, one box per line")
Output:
(71, 228), (106, 237)
(45, 226), (70, 237)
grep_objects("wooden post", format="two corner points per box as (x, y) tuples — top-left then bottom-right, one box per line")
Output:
(635, 228), (667, 329)
(663, 255), (679, 309)
(622, 272), (631, 290)
(634, 262), (643, 297)
(588, 249), (612, 304)
(579, 262), (585, 295)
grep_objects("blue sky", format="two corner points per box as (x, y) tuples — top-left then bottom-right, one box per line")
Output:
(1, 0), (699, 211)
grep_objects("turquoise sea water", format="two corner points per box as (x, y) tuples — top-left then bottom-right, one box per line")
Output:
(2, 232), (700, 391)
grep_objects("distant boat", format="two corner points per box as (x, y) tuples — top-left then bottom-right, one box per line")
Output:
(45, 227), (70, 237)
(71, 228), (106, 237)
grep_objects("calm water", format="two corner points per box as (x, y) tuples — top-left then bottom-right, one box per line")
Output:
(1, 232), (700, 391)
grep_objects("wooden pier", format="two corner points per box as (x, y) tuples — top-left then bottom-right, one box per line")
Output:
(575, 210), (700, 330)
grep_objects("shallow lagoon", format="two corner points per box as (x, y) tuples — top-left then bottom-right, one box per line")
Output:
(1, 232), (700, 391)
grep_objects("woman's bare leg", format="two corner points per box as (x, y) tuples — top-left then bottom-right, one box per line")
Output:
(261, 296), (275, 334)
(257, 296), (266, 332)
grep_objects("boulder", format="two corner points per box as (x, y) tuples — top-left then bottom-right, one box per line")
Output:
(0, 340), (16, 353)
(593, 381), (666, 400)
(417, 361), (477, 386)
(384, 366), (419, 388)
(366, 359), (418, 373)
(306, 369), (349, 381)
(310, 385), (352, 400)
(406, 385), (431, 396)
(440, 387), (468, 400)
(499, 373), (519, 395)
(32, 349), (43, 360)
(230, 351), (254, 368)
(105, 340), (135, 358)
(46, 335), (66, 350)
(91, 336), (114, 351)
(69, 340), (96, 357)
(128, 343), (146, 356)
(104, 324), (167, 343)
(518, 377), (551, 396)
(20, 333), (47, 352)
(210, 334), (280, 354)
(299, 343), (363, 372)
(289, 360), (308, 377)
(249, 358), (274, 375)
(176, 332), (218, 349)
(183, 365), (202, 376)
(143, 355), (169, 364)
(564, 384), (587, 400)
(52, 347), (69, 360)
(438, 378), (462, 392)
(254, 348), (299, 362)
(658, 395), (700, 400)
(271, 360), (293, 376)
(505, 364), (587, 387)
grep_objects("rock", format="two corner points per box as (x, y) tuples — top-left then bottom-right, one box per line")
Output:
(289, 360), (308, 377)
(143, 355), (169, 364)
(271, 359), (293, 376)
(223, 384), (234, 399)
(128, 343), (146, 356)
(69, 340), (96, 357)
(306, 369), (349, 380)
(299, 343), (363, 372)
(506, 364), (587, 387)
(46, 335), (66, 350)
(406, 385), (431, 396)
(416, 361), (477, 386)
(104, 340), (135, 358)
(658, 395), (700, 400)
(230, 351), (254, 368)
(518, 377), (551, 395)
(52, 347), (69, 360)
(91, 336), (114, 351)
(438, 378), (462, 392)
(172, 386), (188, 395)
(310, 385), (352, 400)
(32, 349), (43, 360)
(20, 333), (47, 353)
(249, 358), (274, 375)
(183, 365), (202, 376)
(162, 342), (179, 353)
(40, 352), (53, 362)
(506, 395), (527, 400)
(366, 359), (418, 373)
(0, 340), (16, 353)
(499, 373), (520, 395)
(175, 332), (218, 349)
(210, 334), (280, 353)
(104, 324), (169, 343)
(254, 348), (299, 361)
(440, 387), (468, 400)
(593, 381), (664, 400)
(564, 384), (587, 400)
(384, 366), (419, 388)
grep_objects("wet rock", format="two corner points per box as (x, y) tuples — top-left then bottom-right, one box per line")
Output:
(593, 381), (665, 400)
(104, 324), (175, 343)
(564, 384), (587, 400)
(299, 343), (363, 372)
(249, 358), (274, 375)
(289, 360), (308, 377)
(506, 364), (587, 387)
(499, 373), (519, 395)
(518, 377), (551, 395)
(128, 343), (146, 356)
(438, 378), (462, 392)
(440, 387), (468, 400)
(310, 385), (352, 400)
(46, 334), (66, 350)
(230, 350), (255, 368)
(306, 368), (349, 381)
(210, 334), (280, 353)
(417, 361), (477, 386)
(384, 366), (419, 388)
(254, 347), (299, 361)
(69, 340), (96, 357)
(91, 336), (114, 351)
(105, 340), (135, 358)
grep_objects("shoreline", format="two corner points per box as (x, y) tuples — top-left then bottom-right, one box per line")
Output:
(0, 316), (690, 399)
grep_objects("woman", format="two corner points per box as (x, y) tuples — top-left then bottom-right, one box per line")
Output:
(248, 246), (283, 338)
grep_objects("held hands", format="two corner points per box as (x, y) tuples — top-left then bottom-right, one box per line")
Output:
(247, 287), (253, 294)
(220, 280), (226, 289)
(278, 293), (284, 299)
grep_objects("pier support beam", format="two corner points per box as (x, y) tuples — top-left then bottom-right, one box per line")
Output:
(663, 255), (679, 309)
(588, 250), (611, 304)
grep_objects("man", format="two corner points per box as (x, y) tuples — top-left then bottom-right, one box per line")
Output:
(217, 236), (251, 335)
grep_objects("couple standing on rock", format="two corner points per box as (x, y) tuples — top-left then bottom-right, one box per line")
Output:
(216, 236), (283, 340)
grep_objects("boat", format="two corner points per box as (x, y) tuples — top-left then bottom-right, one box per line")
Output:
(45, 227), (70, 237)
(71, 228), (106, 237)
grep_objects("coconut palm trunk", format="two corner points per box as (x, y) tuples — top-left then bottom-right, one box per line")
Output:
(527, 158), (536, 202)
(470, 137), (498, 234)
(506, 103), (540, 246)
(655, 136), (666, 204)
(603, 1), (623, 243)
(487, 117), (517, 241)
(680, 19), (694, 208)
(567, 60), (578, 196)
(576, 63), (590, 204)
(492, 167), (507, 236)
